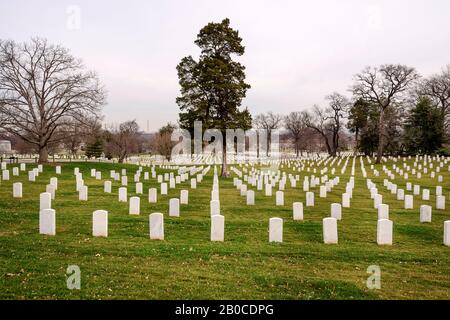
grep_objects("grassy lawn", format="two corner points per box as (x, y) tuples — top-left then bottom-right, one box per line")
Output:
(0, 158), (449, 299)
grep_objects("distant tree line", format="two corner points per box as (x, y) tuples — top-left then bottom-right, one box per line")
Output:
(1, 35), (449, 165)
(254, 64), (450, 163)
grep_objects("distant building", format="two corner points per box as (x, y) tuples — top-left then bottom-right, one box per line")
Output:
(0, 140), (12, 153)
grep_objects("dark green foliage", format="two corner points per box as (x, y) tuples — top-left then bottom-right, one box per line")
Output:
(403, 97), (445, 155)
(176, 18), (251, 132)
(85, 138), (103, 158)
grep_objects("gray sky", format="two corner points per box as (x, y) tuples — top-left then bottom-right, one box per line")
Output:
(1, 0), (449, 132)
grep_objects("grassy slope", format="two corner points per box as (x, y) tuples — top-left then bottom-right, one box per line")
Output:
(0, 158), (449, 299)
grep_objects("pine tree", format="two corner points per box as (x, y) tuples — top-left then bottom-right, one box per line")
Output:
(176, 18), (252, 176)
(85, 138), (103, 158)
(404, 97), (444, 154)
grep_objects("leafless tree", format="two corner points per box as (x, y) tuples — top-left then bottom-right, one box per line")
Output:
(418, 65), (450, 133)
(150, 123), (177, 160)
(301, 105), (333, 155)
(325, 92), (350, 156)
(58, 116), (102, 157)
(352, 64), (419, 163)
(104, 120), (140, 163)
(284, 112), (307, 157)
(0, 38), (105, 163)
(253, 112), (283, 156)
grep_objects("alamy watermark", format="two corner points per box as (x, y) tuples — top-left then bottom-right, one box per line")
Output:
(66, 265), (81, 290)
(366, 265), (381, 290)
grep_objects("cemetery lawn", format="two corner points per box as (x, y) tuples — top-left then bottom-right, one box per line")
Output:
(1, 160), (449, 300)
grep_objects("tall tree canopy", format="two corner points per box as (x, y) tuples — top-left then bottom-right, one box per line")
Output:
(176, 18), (252, 176)
(403, 97), (444, 155)
(352, 64), (419, 163)
(0, 38), (105, 162)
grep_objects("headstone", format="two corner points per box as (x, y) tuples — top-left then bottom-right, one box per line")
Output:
(136, 182), (143, 194)
(2, 170), (10, 180)
(191, 178), (197, 189)
(378, 204), (389, 220)
(148, 188), (157, 203)
(180, 190), (189, 204)
(40, 192), (51, 210)
(56, 166), (61, 174)
(377, 219), (393, 245)
(436, 195), (445, 210)
(92, 210), (108, 237)
(246, 190), (255, 205)
(39, 208), (56, 235)
(374, 194), (382, 209)
(342, 193), (350, 208)
(323, 217), (338, 244)
(276, 191), (284, 206)
(211, 215), (225, 242)
(169, 198), (180, 217)
(265, 184), (272, 196)
(269, 217), (283, 243)
(396, 189), (405, 201)
(28, 171), (35, 182)
(240, 184), (247, 196)
(95, 171), (102, 180)
(320, 185), (327, 198)
(129, 196), (140, 215)
(422, 189), (430, 201)
(444, 221), (450, 246)
(420, 205), (432, 223)
(118, 187), (127, 202)
(293, 202), (303, 221)
(404, 195), (413, 209)
(104, 181), (112, 193)
(210, 200), (220, 216)
(149, 213), (164, 240)
(50, 177), (58, 190)
(331, 203), (342, 220)
(46, 184), (56, 200)
(13, 182), (22, 198)
(79, 186), (88, 201)
(160, 183), (168, 195)
(121, 175), (128, 186)
(306, 192), (314, 207)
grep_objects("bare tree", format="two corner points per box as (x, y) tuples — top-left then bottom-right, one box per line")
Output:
(419, 65), (450, 132)
(352, 64), (419, 163)
(325, 92), (350, 156)
(0, 38), (105, 163)
(253, 112), (283, 156)
(150, 123), (177, 160)
(104, 120), (140, 163)
(59, 116), (102, 157)
(302, 105), (333, 155)
(284, 112), (306, 157)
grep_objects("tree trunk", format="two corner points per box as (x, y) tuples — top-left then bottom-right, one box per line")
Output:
(38, 145), (48, 163)
(376, 109), (385, 164)
(322, 134), (332, 155)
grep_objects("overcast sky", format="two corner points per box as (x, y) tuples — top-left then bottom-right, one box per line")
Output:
(1, 0), (449, 131)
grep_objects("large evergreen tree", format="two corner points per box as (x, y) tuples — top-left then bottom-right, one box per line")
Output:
(404, 97), (444, 154)
(176, 18), (252, 176)
(85, 138), (103, 158)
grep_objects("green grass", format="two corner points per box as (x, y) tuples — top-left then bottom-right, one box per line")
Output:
(0, 158), (449, 300)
